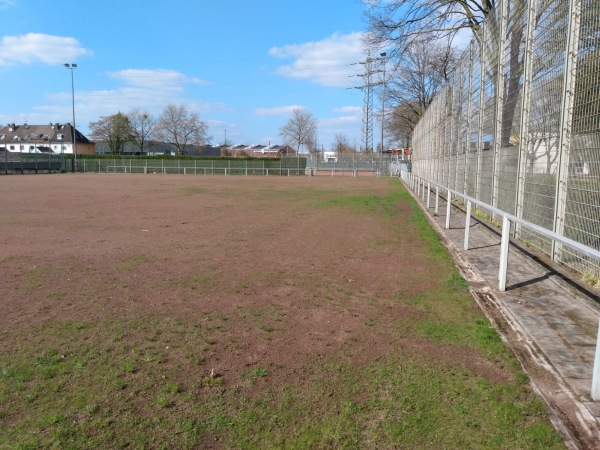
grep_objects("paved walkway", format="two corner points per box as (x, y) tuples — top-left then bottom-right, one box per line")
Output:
(404, 181), (600, 449)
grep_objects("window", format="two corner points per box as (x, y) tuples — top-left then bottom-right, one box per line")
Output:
(9, 145), (14, 150)
(58, 134), (64, 140)
(23, 134), (30, 139)
(0, 134), (5, 139)
(29, 145), (34, 150)
(13, 135), (19, 141)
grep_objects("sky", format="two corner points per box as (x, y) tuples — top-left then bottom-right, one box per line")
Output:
(0, 0), (380, 150)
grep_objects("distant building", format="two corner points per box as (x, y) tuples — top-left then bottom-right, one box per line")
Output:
(0, 123), (95, 155)
(95, 141), (223, 157)
(226, 144), (296, 157)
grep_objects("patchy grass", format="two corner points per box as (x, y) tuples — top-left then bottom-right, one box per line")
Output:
(0, 177), (565, 449)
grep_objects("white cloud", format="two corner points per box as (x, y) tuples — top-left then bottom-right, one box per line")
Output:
(108, 69), (211, 91)
(253, 105), (304, 117)
(269, 32), (365, 88)
(453, 28), (473, 51)
(0, 33), (91, 66)
(39, 68), (223, 135)
(0, 0), (15, 10)
(333, 106), (361, 114)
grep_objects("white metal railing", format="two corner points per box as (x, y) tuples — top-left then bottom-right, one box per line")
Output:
(101, 164), (382, 177)
(402, 171), (600, 400)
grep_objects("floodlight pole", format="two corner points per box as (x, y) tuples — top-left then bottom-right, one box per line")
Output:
(380, 52), (387, 167)
(64, 63), (78, 171)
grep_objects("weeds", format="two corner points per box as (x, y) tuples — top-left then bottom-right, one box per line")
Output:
(582, 269), (599, 287)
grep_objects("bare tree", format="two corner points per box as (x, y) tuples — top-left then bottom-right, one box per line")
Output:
(332, 133), (353, 155)
(89, 112), (132, 155)
(279, 109), (318, 154)
(387, 101), (420, 148)
(385, 38), (457, 140)
(307, 132), (319, 155)
(155, 104), (208, 155)
(362, 0), (496, 54)
(128, 109), (155, 154)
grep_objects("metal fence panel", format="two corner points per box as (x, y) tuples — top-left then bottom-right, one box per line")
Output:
(412, 0), (600, 280)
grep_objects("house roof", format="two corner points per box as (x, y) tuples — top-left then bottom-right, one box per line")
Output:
(0, 123), (93, 145)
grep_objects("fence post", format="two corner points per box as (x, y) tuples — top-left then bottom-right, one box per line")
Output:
(499, 215), (510, 292)
(552, 0), (581, 263)
(491, 0), (508, 212)
(514, 0), (537, 239)
(464, 43), (474, 196)
(475, 22), (486, 203)
(435, 186), (439, 215)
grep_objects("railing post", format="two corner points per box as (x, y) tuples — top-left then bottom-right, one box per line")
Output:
(445, 190), (452, 230)
(464, 200), (472, 250)
(499, 215), (510, 292)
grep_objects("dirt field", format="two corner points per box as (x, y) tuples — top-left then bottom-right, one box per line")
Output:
(1, 175), (428, 387)
(0, 174), (564, 448)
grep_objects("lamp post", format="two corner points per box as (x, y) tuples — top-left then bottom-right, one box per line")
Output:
(3, 132), (7, 175)
(380, 52), (387, 166)
(64, 63), (77, 171)
(142, 114), (148, 154)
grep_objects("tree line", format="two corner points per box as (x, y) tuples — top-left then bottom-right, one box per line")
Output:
(89, 103), (209, 155)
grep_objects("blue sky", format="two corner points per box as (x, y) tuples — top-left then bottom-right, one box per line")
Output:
(0, 0), (376, 149)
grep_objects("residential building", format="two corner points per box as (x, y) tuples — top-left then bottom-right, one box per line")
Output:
(226, 144), (296, 157)
(0, 123), (95, 155)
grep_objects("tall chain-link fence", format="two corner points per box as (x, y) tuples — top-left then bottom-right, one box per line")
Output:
(412, 0), (600, 280)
